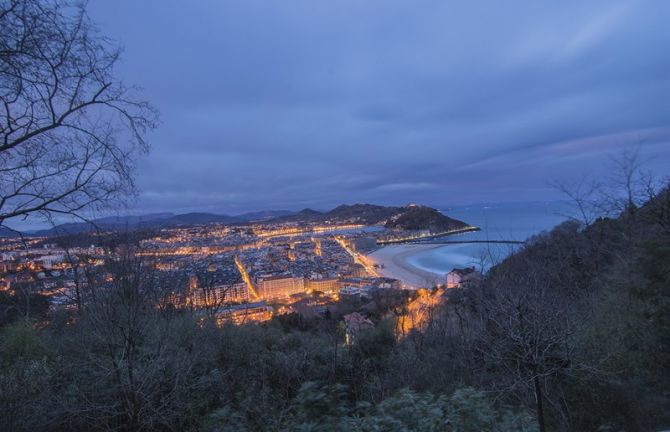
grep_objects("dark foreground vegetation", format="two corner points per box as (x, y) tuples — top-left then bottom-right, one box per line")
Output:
(2, 173), (670, 431)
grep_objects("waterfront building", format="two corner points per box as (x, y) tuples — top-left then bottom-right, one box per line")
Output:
(346, 237), (377, 253)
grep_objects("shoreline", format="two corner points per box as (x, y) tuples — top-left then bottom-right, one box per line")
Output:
(367, 244), (444, 289)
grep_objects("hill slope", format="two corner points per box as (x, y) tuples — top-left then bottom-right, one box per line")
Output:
(384, 205), (470, 232)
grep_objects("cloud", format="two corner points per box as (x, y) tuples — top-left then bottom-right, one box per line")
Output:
(80, 0), (670, 214)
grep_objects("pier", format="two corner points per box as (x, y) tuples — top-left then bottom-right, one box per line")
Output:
(376, 226), (481, 245)
(408, 239), (525, 245)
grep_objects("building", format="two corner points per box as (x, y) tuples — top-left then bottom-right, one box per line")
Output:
(339, 277), (369, 288)
(339, 277), (400, 291)
(257, 275), (305, 299)
(216, 301), (273, 325)
(347, 236), (377, 253)
(221, 282), (250, 302)
(446, 267), (481, 288)
(339, 285), (375, 301)
(189, 281), (250, 307)
(339, 286), (362, 298)
(36, 254), (65, 269)
(305, 277), (340, 294)
(373, 277), (401, 290)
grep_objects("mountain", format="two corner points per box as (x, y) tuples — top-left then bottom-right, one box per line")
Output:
(270, 208), (324, 223)
(236, 210), (296, 222)
(271, 203), (470, 231)
(327, 204), (404, 224)
(168, 213), (241, 225)
(1, 204), (471, 238)
(93, 213), (175, 225)
(31, 212), (242, 237)
(0, 226), (22, 238)
(384, 205), (470, 232)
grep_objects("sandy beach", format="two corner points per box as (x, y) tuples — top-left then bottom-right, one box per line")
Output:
(367, 245), (444, 288)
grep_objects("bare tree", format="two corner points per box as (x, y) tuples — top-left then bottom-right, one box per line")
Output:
(54, 241), (209, 431)
(641, 174), (670, 236)
(472, 269), (578, 432)
(0, 0), (158, 228)
(189, 263), (232, 322)
(552, 177), (603, 227)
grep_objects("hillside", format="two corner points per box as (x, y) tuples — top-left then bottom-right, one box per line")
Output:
(0, 227), (21, 238)
(467, 188), (670, 431)
(273, 203), (470, 230)
(272, 204), (404, 224)
(31, 213), (243, 237)
(5, 210), (297, 237)
(384, 205), (470, 232)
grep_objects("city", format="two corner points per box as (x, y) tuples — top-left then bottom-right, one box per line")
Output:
(0, 206), (480, 329)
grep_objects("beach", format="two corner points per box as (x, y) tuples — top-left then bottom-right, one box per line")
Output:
(367, 244), (444, 288)
(365, 202), (572, 289)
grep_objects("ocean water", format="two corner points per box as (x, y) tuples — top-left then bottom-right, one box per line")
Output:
(406, 201), (572, 275)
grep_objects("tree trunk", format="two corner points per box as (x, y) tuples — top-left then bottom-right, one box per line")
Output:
(534, 374), (546, 432)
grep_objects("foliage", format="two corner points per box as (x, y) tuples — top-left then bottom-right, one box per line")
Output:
(206, 384), (535, 432)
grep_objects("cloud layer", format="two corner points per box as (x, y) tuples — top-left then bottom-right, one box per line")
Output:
(88, 0), (670, 213)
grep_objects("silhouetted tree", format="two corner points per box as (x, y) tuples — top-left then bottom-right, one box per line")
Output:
(0, 0), (157, 228)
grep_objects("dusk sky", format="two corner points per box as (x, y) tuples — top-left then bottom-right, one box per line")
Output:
(88, 0), (670, 215)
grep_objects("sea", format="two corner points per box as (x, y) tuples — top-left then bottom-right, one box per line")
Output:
(405, 201), (573, 274)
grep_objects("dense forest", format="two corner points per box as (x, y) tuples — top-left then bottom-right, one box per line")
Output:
(2, 171), (669, 431)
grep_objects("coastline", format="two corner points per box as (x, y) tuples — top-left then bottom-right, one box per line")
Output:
(367, 244), (444, 288)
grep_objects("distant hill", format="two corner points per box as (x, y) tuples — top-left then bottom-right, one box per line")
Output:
(0, 204), (472, 237)
(0, 226), (22, 238)
(274, 204), (405, 225)
(274, 203), (470, 232)
(384, 205), (470, 232)
(4, 210), (299, 238)
(327, 204), (405, 224)
(237, 210), (295, 222)
(31, 212), (242, 237)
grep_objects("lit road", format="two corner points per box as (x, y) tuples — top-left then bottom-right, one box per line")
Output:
(234, 255), (260, 300)
(333, 236), (380, 277)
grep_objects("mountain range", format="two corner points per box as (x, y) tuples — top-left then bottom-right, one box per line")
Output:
(1, 204), (470, 237)
(2, 210), (293, 237)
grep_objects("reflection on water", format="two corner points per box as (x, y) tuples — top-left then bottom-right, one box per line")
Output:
(407, 201), (572, 275)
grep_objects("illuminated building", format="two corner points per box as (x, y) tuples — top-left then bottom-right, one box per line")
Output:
(257, 275), (305, 299)
(216, 301), (273, 325)
(223, 282), (250, 302)
(305, 277), (339, 294)
(188, 277), (250, 306)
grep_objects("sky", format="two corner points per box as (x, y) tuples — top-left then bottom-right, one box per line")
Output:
(85, 0), (670, 215)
